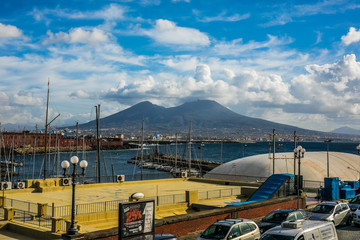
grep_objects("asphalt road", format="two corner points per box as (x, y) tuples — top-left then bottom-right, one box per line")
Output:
(337, 224), (360, 240)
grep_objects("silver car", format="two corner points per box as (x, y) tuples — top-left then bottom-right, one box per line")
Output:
(196, 219), (260, 240)
(307, 201), (352, 226)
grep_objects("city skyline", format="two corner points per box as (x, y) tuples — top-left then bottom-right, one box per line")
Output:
(0, 0), (360, 132)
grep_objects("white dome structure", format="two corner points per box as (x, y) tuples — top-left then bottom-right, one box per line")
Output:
(204, 152), (360, 185)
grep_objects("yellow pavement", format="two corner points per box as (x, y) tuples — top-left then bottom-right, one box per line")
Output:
(0, 178), (244, 239)
(5, 178), (241, 207)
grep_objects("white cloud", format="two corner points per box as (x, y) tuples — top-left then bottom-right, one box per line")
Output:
(32, 4), (126, 22)
(13, 91), (42, 106)
(160, 55), (198, 72)
(341, 27), (360, 45)
(289, 54), (360, 116)
(212, 35), (293, 56)
(197, 11), (250, 22)
(142, 19), (210, 47)
(70, 90), (91, 99)
(172, 0), (190, 2)
(44, 28), (110, 45)
(0, 23), (23, 38)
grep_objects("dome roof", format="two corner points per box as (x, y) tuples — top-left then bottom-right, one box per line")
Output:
(204, 152), (360, 184)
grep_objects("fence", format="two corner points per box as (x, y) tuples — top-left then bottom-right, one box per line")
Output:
(13, 209), (54, 229)
(50, 199), (126, 217)
(5, 198), (38, 213)
(203, 173), (268, 183)
(303, 180), (323, 189)
(156, 193), (186, 205)
(199, 188), (241, 200)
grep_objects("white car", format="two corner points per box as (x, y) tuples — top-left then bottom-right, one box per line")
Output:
(196, 219), (260, 240)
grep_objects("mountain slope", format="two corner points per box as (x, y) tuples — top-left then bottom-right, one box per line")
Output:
(331, 127), (360, 136)
(77, 100), (334, 138)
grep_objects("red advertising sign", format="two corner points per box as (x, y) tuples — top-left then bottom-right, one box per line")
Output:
(119, 200), (155, 239)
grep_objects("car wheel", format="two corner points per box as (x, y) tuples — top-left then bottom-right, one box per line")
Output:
(346, 216), (353, 226)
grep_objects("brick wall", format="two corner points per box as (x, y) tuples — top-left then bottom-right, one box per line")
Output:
(87, 195), (304, 240)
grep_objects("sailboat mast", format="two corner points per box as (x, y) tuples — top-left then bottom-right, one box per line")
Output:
(188, 120), (192, 176)
(76, 122), (79, 155)
(96, 104), (101, 183)
(44, 80), (50, 180)
(140, 119), (144, 180)
(174, 133), (177, 173)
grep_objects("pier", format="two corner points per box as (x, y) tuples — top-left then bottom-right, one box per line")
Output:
(129, 153), (222, 173)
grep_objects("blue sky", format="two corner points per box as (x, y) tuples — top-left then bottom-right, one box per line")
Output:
(0, 0), (360, 133)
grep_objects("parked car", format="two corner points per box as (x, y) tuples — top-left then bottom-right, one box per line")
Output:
(347, 194), (360, 212)
(307, 201), (352, 226)
(196, 219), (261, 240)
(129, 234), (178, 240)
(259, 220), (338, 240)
(257, 209), (306, 233)
(353, 206), (360, 227)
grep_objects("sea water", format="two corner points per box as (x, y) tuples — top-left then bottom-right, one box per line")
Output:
(2, 141), (360, 181)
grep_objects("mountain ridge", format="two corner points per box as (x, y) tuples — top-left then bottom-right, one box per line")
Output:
(75, 99), (348, 140)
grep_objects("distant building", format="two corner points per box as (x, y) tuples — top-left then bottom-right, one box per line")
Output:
(0, 131), (123, 149)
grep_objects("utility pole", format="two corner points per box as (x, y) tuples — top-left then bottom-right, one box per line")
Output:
(95, 104), (101, 183)
(272, 129), (275, 174)
(44, 80), (50, 180)
(293, 131), (297, 176)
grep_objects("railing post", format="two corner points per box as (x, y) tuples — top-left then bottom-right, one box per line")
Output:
(0, 196), (5, 207)
(51, 217), (63, 233)
(52, 202), (55, 217)
(37, 203), (48, 217)
(186, 190), (198, 206)
(4, 207), (14, 221)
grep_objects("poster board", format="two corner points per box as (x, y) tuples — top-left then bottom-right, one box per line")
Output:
(119, 199), (155, 240)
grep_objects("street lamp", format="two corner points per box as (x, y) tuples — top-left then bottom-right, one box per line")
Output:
(61, 156), (88, 236)
(294, 145), (305, 209)
(324, 139), (332, 177)
(241, 144), (247, 158)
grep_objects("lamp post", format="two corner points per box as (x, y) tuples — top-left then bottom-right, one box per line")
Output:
(294, 145), (305, 209)
(241, 144), (247, 158)
(61, 156), (88, 236)
(324, 139), (332, 177)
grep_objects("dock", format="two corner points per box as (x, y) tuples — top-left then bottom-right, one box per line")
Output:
(129, 153), (222, 173)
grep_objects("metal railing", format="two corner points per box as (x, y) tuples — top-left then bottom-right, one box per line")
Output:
(5, 198), (38, 213)
(51, 199), (127, 217)
(303, 180), (323, 189)
(199, 187), (241, 200)
(14, 209), (52, 229)
(155, 193), (186, 205)
(203, 173), (267, 183)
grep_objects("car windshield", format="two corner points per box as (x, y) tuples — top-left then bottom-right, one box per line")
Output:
(349, 196), (360, 204)
(262, 212), (289, 223)
(260, 234), (295, 240)
(311, 204), (334, 214)
(200, 224), (231, 239)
